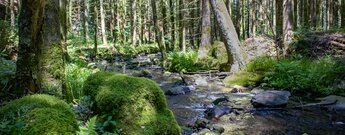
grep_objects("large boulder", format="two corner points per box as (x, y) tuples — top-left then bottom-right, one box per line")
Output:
(318, 95), (345, 113)
(251, 90), (291, 108)
(165, 85), (195, 95)
(83, 72), (181, 135)
(0, 94), (79, 135)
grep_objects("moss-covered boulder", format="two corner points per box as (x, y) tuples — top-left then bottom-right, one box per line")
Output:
(83, 71), (181, 135)
(0, 94), (79, 135)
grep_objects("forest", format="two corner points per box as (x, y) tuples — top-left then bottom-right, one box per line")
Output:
(0, 0), (345, 134)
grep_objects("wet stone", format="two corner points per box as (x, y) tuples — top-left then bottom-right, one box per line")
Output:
(251, 90), (291, 108)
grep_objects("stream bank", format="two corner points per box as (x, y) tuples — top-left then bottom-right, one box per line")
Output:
(93, 53), (345, 135)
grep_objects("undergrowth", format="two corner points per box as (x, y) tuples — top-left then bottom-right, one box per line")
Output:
(225, 56), (345, 95)
(166, 50), (208, 72)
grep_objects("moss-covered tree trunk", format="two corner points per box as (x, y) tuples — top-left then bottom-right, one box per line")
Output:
(15, 0), (66, 98)
(209, 0), (246, 72)
(283, 0), (293, 55)
(198, 0), (212, 60)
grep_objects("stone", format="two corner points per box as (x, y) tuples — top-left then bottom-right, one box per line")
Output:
(205, 105), (232, 119)
(165, 86), (194, 95)
(194, 118), (209, 129)
(251, 90), (291, 108)
(319, 95), (345, 113)
(212, 125), (225, 133)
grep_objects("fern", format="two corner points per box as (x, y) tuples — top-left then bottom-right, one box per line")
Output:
(78, 116), (98, 135)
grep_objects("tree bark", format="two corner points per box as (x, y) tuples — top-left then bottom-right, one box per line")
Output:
(198, 0), (212, 60)
(15, 0), (66, 98)
(131, 0), (138, 46)
(9, 0), (14, 33)
(82, 0), (89, 43)
(93, 1), (99, 58)
(283, 0), (293, 55)
(99, 0), (107, 45)
(169, 0), (176, 51)
(340, 0), (345, 29)
(150, 0), (166, 65)
(209, 0), (246, 72)
(179, 0), (186, 52)
(276, 0), (283, 52)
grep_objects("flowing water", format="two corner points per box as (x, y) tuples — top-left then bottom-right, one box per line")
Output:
(96, 53), (345, 135)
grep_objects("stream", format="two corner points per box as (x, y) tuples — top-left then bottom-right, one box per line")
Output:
(94, 53), (345, 135)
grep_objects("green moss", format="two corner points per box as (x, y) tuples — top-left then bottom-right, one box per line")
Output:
(0, 94), (79, 135)
(83, 72), (181, 135)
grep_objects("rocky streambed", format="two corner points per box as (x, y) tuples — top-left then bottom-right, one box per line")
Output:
(94, 53), (345, 135)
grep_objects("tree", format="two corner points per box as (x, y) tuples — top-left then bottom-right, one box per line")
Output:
(198, 0), (212, 60)
(15, 0), (66, 97)
(276, 0), (283, 54)
(283, 0), (293, 55)
(209, 0), (246, 72)
(82, 0), (90, 43)
(342, 0), (345, 29)
(150, 0), (166, 65)
(99, 0), (107, 45)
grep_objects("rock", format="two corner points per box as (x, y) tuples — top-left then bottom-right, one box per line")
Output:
(195, 77), (208, 86)
(251, 90), (291, 108)
(192, 129), (218, 135)
(212, 97), (229, 105)
(319, 95), (345, 113)
(250, 88), (265, 95)
(165, 86), (194, 95)
(205, 105), (232, 119)
(212, 125), (225, 134)
(194, 118), (209, 129)
(132, 70), (153, 78)
(181, 74), (208, 86)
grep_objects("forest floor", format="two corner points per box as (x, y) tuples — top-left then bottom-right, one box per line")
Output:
(92, 51), (345, 135)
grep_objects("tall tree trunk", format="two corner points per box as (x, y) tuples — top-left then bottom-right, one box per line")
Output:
(198, 0), (212, 60)
(10, 0), (14, 33)
(131, 0), (138, 46)
(100, 0), (107, 45)
(93, 1), (99, 58)
(82, 0), (89, 43)
(235, 0), (241, 38)
(340, 0), (345, 29)
(169, 0), (176, 51)
(276, 0), (283, 53)
(150, 0), (166, 65)
(283, 0), (293, 55)
(15, 0), (66, 98)
(179, 0), (186, 52)
(209, 0), (246, 72)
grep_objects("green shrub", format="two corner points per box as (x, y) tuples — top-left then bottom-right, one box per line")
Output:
(66, 63), (94, 100)
(0, 94), (79, 135)
(225, 56), (345, 95)
(263, 56), (345, 95)
(167, 50), (207, 72)
(0, 57), (15, 87)
(83, 72), (181, 135)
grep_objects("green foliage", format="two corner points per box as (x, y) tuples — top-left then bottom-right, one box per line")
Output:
(263, 56), (345, 95)
(74, 96), (94, 121)
(225, 56), (345, 95)
(83, 72), (181, 135)
(0, 94), (79, 135)
(167, 50), (207, 72)
(114, 43), (160, 55)
(77, 116), (98, 135)
(66, 63), (94, 100)
(0, 57), (15, 87)
(0, 20), (18, 57)
(95, 114), (118, 134)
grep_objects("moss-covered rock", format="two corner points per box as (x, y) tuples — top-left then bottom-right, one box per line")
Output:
(0, 94), (79, 135)
(83, 71), (181, 135)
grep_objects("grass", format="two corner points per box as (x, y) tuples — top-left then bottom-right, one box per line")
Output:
(225, 56), (345, 96)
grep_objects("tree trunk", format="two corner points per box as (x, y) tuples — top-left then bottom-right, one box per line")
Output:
(82, 0), (89, 43)
(10, 0), (14, 33)
(209, 0), (246, 72)
(340, 0), (345, 29)
(100, 0), (107, 45)
(150, 0), (166, 65)
(93, 1), (99, 58)
(283, 0), (293, 55)
(131, 0), (138, 46)
(179, 0), (186, 52)
(198, 0), (212, 60)
(15, 0), (66, 98)
(169, 0), (176, 51)
(276, 0), (283, 52)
